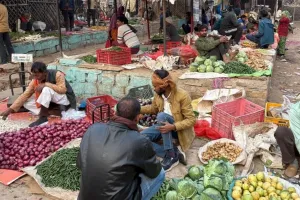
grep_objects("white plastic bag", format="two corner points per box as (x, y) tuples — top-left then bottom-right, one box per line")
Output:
(61, 109), (86, 120)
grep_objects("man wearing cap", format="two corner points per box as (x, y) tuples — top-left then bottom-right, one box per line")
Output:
(140, 69), (196, 171)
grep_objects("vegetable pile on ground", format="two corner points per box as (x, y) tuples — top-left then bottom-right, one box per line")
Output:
(36, 147), (80, 191)
(137, 98), (157, 127)
(241, 40), (257, 48)
(80, 55), (97, 64)
(235, 51), (248, 64)
(202, 142), (243, 162)
(104, 46), (123, 52)
(90, 26), (107, 31)
(0, 119), (30, 133)
(0, 120), (91, 170)
(189, 56), (225, 73)
(230, 172), (300, 200)
(223, 61), (256, 74)
(153, 159), (235, 200)
(245, 51), (269, 71)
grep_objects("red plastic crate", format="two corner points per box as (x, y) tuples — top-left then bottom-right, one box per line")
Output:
(96, 47), (131, 65)
(86, 95), (118, 123)
(211, 98), (264, 139)
(159, 41), (182, 51)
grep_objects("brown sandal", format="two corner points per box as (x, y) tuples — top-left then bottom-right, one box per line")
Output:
(284, 164), (298, 178)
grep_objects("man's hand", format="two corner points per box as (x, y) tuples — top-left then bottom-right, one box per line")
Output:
(35, 83), (45, 93)
(219, 36), (229, 43)
(158, 121), (176, 134)
(0, 108), (13, 120)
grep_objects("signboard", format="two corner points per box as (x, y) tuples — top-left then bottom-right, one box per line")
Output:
(193, 0), (200, 23)
(11, 54), (33, 63)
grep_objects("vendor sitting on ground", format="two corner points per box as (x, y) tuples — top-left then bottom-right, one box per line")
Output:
(219, 6), (243, 45)
(165, 17), (181, 42)
(77, 97), (164, 200)
(0, 62), (76, 127)
(114, 16), (140, 54)
(246, 9), (274, 48)
(274, 101), (300, 178)
(195, 25), (236, 63)
(140, 69), (196, 171)
(16, 13), (33, 33)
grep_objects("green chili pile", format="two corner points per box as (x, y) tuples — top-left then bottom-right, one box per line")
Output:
(151, 180), (170, 200)
(223, 61), (256, 74)
(36, 147), (81, 191)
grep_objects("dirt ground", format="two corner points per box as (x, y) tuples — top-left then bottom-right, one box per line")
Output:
(1, 23), (300, 199)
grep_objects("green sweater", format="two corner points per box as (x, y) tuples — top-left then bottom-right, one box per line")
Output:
(195, 37), (221, 57)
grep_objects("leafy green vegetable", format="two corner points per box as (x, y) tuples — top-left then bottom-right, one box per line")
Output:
(204, 59), (213, 66)
(81, 55), (97, 64)
(223, 61), (256, 74)
(190, 65), (198, 72)
(177, 180), (197, 198)
(214, 67), (224, 73)
(165, 191), (179, 200)
(237, 57), (245, 63)
(200, 188), (225, 200)
(209, 56), (217, 62)
(192, 194), (201, 200)
(152, 180), (170, 200)
(188, 165), (204, 181)
(195, 56), (206, 64)
(206, 65), (214, 72)
(198, 65), (206, 73)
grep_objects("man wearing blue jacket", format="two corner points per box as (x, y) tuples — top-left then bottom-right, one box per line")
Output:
(59, 0), (75, 31)
(246, 9), (274, 48)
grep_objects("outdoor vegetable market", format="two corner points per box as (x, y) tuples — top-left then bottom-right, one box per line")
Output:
(1, 0), (300, 199)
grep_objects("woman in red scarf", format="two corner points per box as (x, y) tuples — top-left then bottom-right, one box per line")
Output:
(277, 12), (290, 61)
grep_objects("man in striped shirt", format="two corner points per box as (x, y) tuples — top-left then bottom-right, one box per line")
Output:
(116, 16), (140, 54)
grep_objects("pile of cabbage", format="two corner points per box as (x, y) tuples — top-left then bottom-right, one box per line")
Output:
(189, 56), (225, 73)
(235, 51), (248, 64)
(153, 159), (235, 200)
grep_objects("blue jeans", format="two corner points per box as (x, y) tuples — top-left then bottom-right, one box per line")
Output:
(140, 168), (165, 200)
(141, 112), (178, 158)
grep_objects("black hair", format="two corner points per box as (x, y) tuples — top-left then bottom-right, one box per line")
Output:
(241, 14), (247, 19)
(199, 24), (208, 31)
(31, 62), (47, 73)
(186, 12), (191, 16)
(154, 69), (169, 79)
(260, 9), (268, 18)
(127, 9), (130, 12)
(116, 97), (141, 120)
(117, 16), (128, 24)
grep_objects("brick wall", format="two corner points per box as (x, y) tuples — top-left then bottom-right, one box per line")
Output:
(48, 61), (269, 107)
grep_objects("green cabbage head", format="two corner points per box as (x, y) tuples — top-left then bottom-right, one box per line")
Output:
(177, 180), (197, 198)
(166, 191), (179, 200)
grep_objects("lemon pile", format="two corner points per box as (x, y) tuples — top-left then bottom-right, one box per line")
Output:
(231, 172), (299, 200)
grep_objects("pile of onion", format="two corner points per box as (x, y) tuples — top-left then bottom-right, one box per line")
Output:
(0, 119), (91, 170)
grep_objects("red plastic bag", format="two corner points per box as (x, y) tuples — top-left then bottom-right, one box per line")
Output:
(194, 119), (222, 140)
(145, 51), (164, 60)
(105, 39), (112, 48)
(167, 45), (198, 58)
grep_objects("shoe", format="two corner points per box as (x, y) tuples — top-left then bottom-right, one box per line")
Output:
(29, 116), (48, 127)
(176, 146), (187, 165)
(161, 150), (179, 172)
(284, 164), (298, 178)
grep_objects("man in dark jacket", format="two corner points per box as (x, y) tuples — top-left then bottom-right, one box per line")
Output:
(77, 97), (164, 200)
(0, 62), (76, 127)
(219, 6), (243, 45)
(246, 9), (274, 48)
(59, 0), (75, 31)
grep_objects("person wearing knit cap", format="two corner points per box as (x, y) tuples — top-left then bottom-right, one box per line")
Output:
(140, 69), (196, 171)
